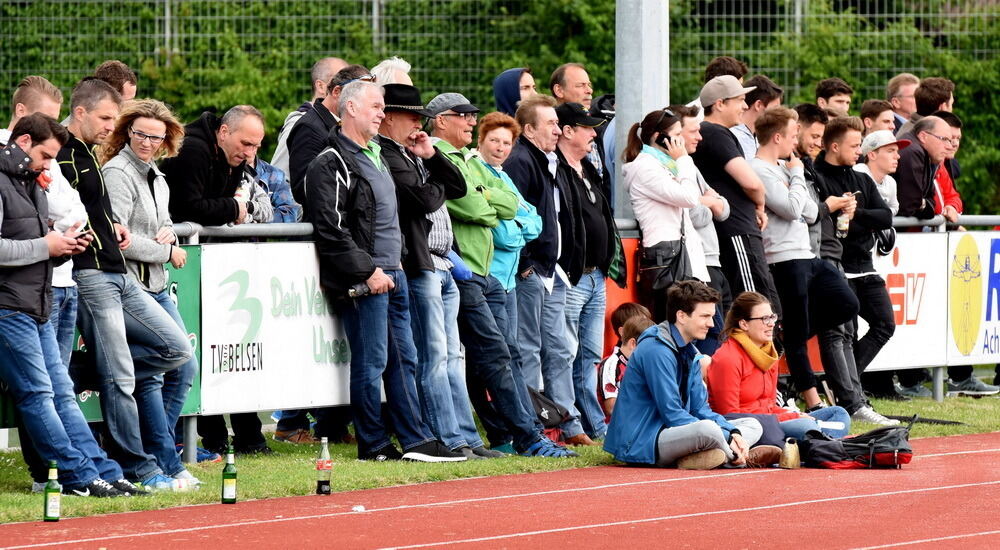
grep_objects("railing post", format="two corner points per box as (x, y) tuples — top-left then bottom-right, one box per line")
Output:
(182, 417), (198, 463)
(932, 366), (945, 402)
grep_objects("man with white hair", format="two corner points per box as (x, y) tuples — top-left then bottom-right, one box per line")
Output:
(271, 57), (346, 175)
(304, 81), (464, 463)
(371, 56), (413, 86)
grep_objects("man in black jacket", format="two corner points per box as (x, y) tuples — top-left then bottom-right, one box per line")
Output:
(305, 80), (463, 462)
(0, 114), (135, 497)
(503, 94), (591, 446)
(554, 102), (626, 442)
(161, 106), (269, 226)
(814, 117), (895, 385)
(896, 116), (951, 220)
(287, 64), (370, 206)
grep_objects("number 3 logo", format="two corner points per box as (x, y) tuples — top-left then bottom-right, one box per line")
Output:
(220, 270), (262, 346)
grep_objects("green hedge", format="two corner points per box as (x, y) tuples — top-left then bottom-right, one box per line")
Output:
(1, 0), (996, 213)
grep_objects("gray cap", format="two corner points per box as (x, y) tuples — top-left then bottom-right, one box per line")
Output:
(699, 75), (757, 108)
(861, 130), (912, 157)
(425, 93), (480, 117)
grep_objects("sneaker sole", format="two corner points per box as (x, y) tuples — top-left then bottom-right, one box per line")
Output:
(401, 452), (467, 463)
(946, 391), (997, 398)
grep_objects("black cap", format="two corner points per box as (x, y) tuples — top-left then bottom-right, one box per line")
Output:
(555, 102), (606, 129)
(383, 84), (433, 117)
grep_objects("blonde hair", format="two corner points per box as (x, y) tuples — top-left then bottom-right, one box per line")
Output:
(11, 76), (63, 116)
(99, 98), (184, 164)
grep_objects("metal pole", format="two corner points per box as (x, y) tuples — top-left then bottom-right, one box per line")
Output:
(372, 0), (381, 54)
(932, 366), (945, 402)
(182, 417), (197, 463)
(614, 0), (670, 221)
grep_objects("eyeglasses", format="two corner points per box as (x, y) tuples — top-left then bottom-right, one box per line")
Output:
(440, 112), (477, 122)
(747, 314), (779, 326)
(128, 127), (166, 145)
(925, 132), (955, 146)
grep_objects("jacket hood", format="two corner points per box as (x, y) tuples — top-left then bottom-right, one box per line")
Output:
(494, 68), (527, 116)
(637, 321), (680, 352)
(185, 111), (222, 148)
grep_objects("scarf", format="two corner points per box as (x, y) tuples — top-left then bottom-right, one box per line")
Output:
(730, 329), (779, 372)
(641, 144), (678, 176)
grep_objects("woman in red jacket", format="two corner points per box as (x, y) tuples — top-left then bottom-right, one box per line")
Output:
(707, 292), (851, 439)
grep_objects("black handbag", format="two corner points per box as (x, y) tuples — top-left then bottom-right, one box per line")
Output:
(637, 220), (693, 291)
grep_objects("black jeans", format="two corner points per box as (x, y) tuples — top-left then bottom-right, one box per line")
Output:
(198, 413), (266, 454)
(816, 260), (865, 413)
(770, 258), (859, 393)
(456, 274), (541, 452)
(849, 274), (896, 374)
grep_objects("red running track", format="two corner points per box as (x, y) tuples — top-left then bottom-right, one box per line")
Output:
(3, 432), (1000, 549)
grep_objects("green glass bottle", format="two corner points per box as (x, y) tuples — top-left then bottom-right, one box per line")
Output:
(43, 460), (60, 522)
(221, 445), (237, 504)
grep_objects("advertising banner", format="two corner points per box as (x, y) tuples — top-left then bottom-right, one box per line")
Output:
(946, 232), (1000, 366)
(864, 232), (949, 372)
(198, 242), (350, 415)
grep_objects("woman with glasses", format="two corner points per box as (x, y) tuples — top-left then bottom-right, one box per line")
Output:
(100, 99), (203, 487)
(707, 292), (851, 440)
(622, 107), (710, 321)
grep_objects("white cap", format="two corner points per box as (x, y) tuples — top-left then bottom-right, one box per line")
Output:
(861, 130), (911, 157)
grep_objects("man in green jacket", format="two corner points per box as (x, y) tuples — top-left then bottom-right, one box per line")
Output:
(428, 93), (574, 457)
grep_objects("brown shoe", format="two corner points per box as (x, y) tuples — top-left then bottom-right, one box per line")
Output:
(563, 433), (598, 446)
(746, 445), (782, 468)
(677, 449), (727, 470)
(274, 429), (319, 444)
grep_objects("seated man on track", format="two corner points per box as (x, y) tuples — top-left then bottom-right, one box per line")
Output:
(603, 280), (766, 470)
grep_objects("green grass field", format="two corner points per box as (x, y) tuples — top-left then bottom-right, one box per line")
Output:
(1, 391), (997, 525)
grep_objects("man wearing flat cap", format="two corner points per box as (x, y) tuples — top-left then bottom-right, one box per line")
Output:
(428, 92), (577, 458)
(555, 102), (627, 443)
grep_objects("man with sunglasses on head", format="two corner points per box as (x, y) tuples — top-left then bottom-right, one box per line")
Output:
(286, 64), (371, 207)
(271, 56), (347, 177)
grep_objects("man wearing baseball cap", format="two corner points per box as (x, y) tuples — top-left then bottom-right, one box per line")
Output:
(429, 92), (577, 457)
(853, 130), (910, 216)
(555, 102), (626, 442)
(690, 75), (783, 316)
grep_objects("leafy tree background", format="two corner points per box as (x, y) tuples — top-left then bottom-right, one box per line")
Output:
(0, 0), (996, 212)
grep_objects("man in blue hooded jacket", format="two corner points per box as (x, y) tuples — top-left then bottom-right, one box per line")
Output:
(604, 281), (764, 469)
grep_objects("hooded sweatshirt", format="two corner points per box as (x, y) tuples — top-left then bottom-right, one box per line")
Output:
(493, 68), (527, 117)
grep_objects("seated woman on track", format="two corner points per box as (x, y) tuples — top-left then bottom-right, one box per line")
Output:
(706, 291), (851, 440)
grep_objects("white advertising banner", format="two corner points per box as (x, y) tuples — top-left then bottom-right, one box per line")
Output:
(863, 232), (949, 371)
(946, 232), (1000, 366)
(199, 242), (350, 414)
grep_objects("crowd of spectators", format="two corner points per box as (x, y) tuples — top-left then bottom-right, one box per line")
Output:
(0, 53), (993, 496)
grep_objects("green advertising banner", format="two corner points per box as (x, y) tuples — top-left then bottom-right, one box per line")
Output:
(76, 245), (203, 421)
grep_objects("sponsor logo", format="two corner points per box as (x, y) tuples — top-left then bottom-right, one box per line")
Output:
(886, 247), (926, 327)
(949, 234), (983, 355)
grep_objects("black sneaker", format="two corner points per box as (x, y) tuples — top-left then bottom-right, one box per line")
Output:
(402, 440), (467, 463)
(63, 478), (128, 498)
(359, 444), (403, 462)
(112, 479), (150, 496)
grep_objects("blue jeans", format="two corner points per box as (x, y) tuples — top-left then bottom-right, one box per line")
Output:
(74, 269), (191, 481)
(455, 274), (542, 452)
(563, 269), (608, 439)
(50, 286), (78, 367)
(780, 406), (851, 440)
(148, 288), (198, 475)
(0, 310), (123, 488)
(335, 269), (434, 456)
(408, 269), (482, 450)
(515, 271), (583, 437)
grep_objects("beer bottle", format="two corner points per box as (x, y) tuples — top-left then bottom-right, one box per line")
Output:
(221, 445), (237, 504)
(43, 460), (60, 522)
(316, 437), (332, 495)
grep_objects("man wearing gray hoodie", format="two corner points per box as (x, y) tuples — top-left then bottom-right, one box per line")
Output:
(750, 106), (858, 412)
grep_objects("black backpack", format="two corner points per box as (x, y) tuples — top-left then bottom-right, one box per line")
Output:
(799, 416), (916, 469)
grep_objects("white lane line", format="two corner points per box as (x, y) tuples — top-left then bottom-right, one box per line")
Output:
(850, 529), (1000, 549)
(7, 446), (998, 550)
(379, 480), (1000, 550)
(917, 448), (1000, 458)
(4, 469), (780, 549)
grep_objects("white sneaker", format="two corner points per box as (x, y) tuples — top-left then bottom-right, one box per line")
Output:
(851, 406), (900, 426)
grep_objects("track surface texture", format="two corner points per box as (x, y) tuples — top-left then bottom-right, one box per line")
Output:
(3, 432), (1000, 549)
